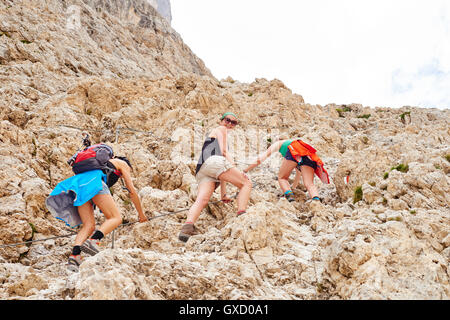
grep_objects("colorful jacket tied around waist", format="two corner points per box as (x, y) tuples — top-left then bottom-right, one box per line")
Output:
(45, 170), (107, 228)
(288, 140), (330, 184)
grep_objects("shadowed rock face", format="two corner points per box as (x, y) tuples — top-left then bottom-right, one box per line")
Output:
(0, 0), (210, 91)
(0, 0), (449, 300)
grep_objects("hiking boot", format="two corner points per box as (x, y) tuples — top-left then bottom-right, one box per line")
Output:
(80, 238), (100, 256)
(178, 223), (198, 243)
(67, 255), (82, 272)
(285, 192), (295, 202)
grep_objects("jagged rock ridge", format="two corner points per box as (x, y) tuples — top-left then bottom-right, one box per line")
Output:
(0, 0), (449, 300)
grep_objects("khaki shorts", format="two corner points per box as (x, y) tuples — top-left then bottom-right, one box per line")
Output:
(196, 155), (234, 185)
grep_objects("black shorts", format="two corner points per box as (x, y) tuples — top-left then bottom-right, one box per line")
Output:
(285, 149), (317, 170)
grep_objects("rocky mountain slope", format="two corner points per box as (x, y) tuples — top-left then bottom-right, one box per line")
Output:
(0, 0), (449, 300)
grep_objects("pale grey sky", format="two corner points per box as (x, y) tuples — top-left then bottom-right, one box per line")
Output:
(171, 0), (450, 109)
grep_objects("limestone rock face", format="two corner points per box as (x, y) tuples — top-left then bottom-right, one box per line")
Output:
(1, 0), (449, 300)
(0, 0), (211, 116)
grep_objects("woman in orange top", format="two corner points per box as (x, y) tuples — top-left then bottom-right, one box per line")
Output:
(244, 138), (329, 202)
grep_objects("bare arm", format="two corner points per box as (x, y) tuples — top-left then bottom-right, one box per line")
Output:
(111, 159), (148, 222)
(244, 140), (284, 173)
(219, 180), (233, 202)
(220, 180), (227, 198)
(291, 168), (302, 189)
(214, 126), (235, 166)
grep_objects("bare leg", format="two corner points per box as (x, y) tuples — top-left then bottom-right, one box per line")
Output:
(278, 159), (297, 193)
(91, 194), (122, 236)
(300, 165), (319, 198)
(185, 181), (216, 224)
(74, 201), (96, 246)
(218, 167), (252, 212)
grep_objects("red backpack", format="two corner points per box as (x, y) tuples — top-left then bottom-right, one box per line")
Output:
(68, 144), (114, 175)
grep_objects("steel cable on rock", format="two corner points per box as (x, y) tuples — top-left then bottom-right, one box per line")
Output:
(0, 230), (77, 249)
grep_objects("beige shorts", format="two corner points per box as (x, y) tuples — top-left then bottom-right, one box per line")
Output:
(196, 155), (234, 185)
